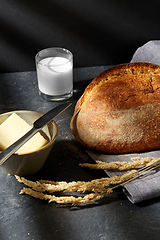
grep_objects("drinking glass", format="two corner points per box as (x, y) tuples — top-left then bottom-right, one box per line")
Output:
(35, 47), (73, 101)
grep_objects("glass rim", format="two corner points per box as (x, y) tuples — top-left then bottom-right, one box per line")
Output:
(35, 47), (73, 67)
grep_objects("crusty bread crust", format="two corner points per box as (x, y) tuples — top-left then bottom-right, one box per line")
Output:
(70, 62), (160, 154)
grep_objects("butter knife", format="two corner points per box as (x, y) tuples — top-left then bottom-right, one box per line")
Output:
(0, 102), (72, 166)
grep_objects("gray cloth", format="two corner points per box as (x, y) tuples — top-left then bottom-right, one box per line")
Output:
(87, 150), (160, 203)
(131, 40), (160, 65)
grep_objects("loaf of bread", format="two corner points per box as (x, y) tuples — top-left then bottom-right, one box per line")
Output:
(70, 62), (160, 154)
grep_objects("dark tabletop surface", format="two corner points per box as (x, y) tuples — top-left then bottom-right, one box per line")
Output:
(0, 66), (160, 240)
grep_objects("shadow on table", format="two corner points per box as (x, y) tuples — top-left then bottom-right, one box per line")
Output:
(72, 79), (92, 100)
(29, 139), (107, 182)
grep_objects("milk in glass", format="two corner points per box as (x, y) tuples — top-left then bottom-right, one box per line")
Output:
(37, 57), (73, 96)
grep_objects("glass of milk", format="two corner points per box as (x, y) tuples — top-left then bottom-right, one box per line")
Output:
(35, 47), (73, 101)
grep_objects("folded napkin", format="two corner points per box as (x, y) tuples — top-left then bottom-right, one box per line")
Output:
(87, 149), (160, 203)
(86, 41), (160, 203)
(131, 40), (160, 65)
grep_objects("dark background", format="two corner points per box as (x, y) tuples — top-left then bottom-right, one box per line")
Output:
(0, 0), (160, 73)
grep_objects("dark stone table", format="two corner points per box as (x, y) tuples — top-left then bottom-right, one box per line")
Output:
(0, 66), (160, 240)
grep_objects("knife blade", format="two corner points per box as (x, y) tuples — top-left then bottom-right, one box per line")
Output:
(0, 102), (72, 166)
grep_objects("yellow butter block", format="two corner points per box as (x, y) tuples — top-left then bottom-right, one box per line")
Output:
(0, 113), (48, 154)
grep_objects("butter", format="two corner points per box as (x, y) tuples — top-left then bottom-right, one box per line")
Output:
(0, 113), (48, 154)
